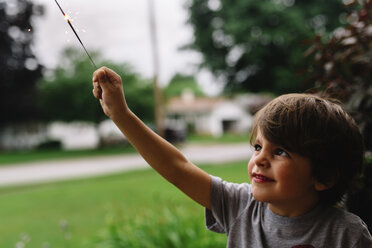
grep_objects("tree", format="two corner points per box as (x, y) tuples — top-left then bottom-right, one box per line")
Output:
(186, 0), (346, 94)
(0, 0), (43, 125)
(305, 0), (372, 232)
(37, 47), (155, 124)
(164, 73), (205, 100)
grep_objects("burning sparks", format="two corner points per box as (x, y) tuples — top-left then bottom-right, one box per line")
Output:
(54, 0), (97, 69)
(64, 14), (70, 21)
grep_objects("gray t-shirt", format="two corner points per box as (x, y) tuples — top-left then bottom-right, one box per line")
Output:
(206, 176), (372, 248)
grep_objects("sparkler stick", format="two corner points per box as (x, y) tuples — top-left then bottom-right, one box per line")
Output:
(54, 0), (97, 69)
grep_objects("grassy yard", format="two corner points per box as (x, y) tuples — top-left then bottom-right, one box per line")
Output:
(0, 161), (249, 248)
(187, 133), (251, 144)
(0, 144), (137, 165)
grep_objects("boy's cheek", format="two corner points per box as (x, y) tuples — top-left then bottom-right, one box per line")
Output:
(247, 162), (254, 181)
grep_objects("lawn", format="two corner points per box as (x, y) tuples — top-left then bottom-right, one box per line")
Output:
(0, 160), (249, 248)
(0, 144), (137, 165)
(187, 133), (251, 144)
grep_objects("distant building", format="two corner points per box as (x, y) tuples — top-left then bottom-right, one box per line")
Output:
(0, 120), (125, 151)
(166, 89), (253, 137)
(0, 123), (47, 151)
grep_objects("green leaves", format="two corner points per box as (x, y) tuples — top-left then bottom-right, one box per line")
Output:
(0, 0), (43, 125)
(94, 206), (226, 248)
(186, 0), (346, 94)
(37, 47), (155, 124)
(164, 74), (205, 100)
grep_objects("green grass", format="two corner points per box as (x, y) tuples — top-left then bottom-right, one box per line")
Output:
(0, 144), (137, 165)
(0, 161), (249, 248)
(187, 133), (251, 144)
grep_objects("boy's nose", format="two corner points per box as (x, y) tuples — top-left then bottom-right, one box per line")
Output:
(253, 152), (270, 168)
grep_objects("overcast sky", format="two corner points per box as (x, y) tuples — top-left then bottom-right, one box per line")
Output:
(30, 0), (221, 95)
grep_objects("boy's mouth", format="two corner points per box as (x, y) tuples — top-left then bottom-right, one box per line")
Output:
(252, 173), (275, 183)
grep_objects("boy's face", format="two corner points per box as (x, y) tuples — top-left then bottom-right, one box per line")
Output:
(248, 128), (321, 217)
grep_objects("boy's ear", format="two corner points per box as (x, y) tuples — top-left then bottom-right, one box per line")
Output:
(313, 174), (338, 191)
(313, 169), (339, 192)
(313, 181), (332, 191)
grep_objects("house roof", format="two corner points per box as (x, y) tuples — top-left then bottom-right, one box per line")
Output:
(167, 96), (227, 114)
(167, 92), (272, 115)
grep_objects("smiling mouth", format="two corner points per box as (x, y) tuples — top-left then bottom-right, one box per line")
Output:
(252, 173), (275, 183)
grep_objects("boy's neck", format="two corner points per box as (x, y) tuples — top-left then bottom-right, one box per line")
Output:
(268, 195), (320, 217)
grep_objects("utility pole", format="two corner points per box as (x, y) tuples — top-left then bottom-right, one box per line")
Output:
(148, 0), (165, 137)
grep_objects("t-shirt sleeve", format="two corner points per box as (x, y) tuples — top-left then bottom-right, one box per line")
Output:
(352, 222), (372, 248)
(205, 175), (253, 234)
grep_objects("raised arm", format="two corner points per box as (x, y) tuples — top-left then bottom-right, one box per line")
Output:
(92, 67), (211, 209)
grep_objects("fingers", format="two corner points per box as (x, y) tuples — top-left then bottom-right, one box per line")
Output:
(102, 67), (121, 83)
(93, 68), (106, 84)
(92, 81), (102, 99)
(92, 67), (108, 99)
(93, 67), (104, 82)
(93, 67), (121, 84)
(92, 66), (122, 100)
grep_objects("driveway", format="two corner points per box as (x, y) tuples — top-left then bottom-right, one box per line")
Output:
(0, 143), (252, 187)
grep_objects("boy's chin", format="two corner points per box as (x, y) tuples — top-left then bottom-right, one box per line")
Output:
(251, 188), (271, 203)
(252, 194), (269, 203)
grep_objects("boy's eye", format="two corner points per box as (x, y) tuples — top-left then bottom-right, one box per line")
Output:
(254, 144), (262, 151)
(275, 148), (289, 157)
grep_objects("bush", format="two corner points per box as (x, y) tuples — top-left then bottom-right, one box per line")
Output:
(305, 0), (372, 232)
(93, 206), (226, 248)
(36, 140), (62, 150)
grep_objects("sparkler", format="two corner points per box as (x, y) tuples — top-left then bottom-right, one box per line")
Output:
(54, 0), (97, 69)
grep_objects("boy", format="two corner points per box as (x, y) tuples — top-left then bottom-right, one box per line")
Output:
(92, 67), (372, 247)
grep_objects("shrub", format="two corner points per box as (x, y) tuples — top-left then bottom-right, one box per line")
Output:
(36, 140), (62, 150)
(305, 0), (372, 231)
(93, 206), (226, 248)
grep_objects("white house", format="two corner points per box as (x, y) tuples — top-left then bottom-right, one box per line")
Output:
(46, 120), (126, 150)
(166, 90), (253, 137)
(0, 120), (125, 151)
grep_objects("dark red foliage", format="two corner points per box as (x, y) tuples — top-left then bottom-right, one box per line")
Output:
(305, 0), (372, 232)
(306, 0), (371, 150)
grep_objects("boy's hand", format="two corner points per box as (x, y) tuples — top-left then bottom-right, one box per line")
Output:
(92, 67), (128, 120)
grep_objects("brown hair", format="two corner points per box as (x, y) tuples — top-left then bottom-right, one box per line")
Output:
(251, 93), (364, 206)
